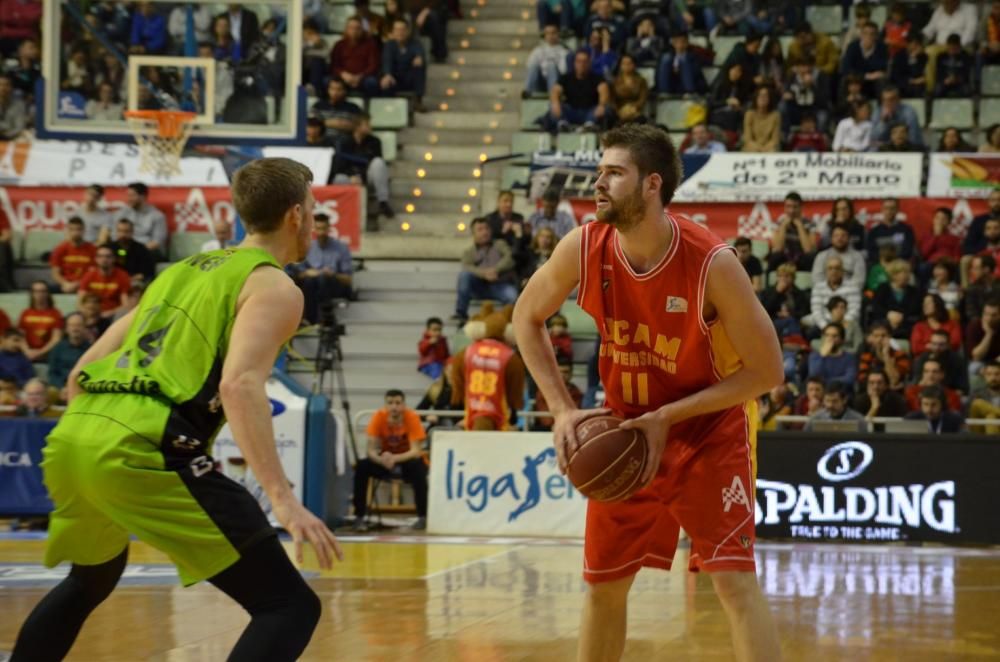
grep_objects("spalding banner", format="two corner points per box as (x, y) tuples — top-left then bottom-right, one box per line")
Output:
(428, 431), (586, 537)
(755, 432), (1000, 544)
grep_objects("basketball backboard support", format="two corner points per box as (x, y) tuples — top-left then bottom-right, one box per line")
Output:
(38, 0), (306, 145)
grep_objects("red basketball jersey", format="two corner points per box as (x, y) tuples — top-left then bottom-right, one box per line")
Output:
(578, 215), (746, 425)
(463, 338), (514, 430)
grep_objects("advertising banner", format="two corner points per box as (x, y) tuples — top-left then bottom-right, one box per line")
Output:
(0, 184), (363, 251)
(927, 152), (1000, 198)
(0, 419), (57, 515)
(755, 433), (1000, 544)
(0, 138), (227, 187)
(213, 377), (308, 523)
(262, 146), (334, 188)
(428, 431), (586, 537)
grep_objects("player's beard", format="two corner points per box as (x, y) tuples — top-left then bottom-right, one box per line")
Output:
(596, 182), (645, 232)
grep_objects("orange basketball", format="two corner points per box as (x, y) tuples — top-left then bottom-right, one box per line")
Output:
(567, 416), (648, 502)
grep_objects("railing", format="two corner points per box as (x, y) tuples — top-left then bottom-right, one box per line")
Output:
(773, 415), (995, 430)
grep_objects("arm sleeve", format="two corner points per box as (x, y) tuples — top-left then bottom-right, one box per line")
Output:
(153, 211), (168, 248)
(366, 410), (384, 437)
(406, 411), (427, 442)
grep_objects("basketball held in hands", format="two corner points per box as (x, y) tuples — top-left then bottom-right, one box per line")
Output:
(567, 415), (649, 502)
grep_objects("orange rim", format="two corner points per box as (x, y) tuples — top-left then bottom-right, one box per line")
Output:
(123, 110), (197, 138)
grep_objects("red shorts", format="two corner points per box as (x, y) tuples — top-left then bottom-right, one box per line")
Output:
(583, 404), (757, 584)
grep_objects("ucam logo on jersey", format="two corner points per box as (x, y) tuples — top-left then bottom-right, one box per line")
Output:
(428, 431), (586, 537)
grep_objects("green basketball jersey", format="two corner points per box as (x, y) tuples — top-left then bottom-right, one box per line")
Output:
(76, 247), (281, 452)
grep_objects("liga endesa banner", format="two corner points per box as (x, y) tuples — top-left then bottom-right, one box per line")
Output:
(0, 419), (57, 515)
(566, 197), (991, 243)
(428, 431), (586, 537)
(0, 185), (363, 251)
(755, 432), (1000, 544)
(927, 152), (1000, 198)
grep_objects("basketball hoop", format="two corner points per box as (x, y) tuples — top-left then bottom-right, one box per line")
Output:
(123, 109), (197, 178)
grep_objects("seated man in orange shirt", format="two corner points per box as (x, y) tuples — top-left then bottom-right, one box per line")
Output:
(77, 245), (131, 318)
(352, 389), (428, 532)
(49, 217), (96, 293)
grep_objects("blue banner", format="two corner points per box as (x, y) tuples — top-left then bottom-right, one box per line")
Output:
(0, 419), (57, 515)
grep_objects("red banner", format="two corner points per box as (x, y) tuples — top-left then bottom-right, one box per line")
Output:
(0, 185), (363, 251)
(567, 198), (991, 244)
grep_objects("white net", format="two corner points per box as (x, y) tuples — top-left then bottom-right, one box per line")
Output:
(124, 112), (196, 178)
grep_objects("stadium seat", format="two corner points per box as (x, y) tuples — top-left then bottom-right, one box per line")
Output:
(0, 293), (26, 322)
(370, 97), (408, 129)
(637, 67), (656, 90)
(930, 98), (974, 130)
(325, 4), (356, 32)
(561, 302), (598, 338)
(501, 165), (530, 189)
(668, 131), (688, 146)
(703, 66), (719, 87)
(751, 239), (769, 260)
(983, 66), (1000, 96)
(374, 130), (397, 161)
(556, 132), (597, 152)
(10, 230), (23, 261)
(168, 232), (213, 262)
(511, 131), (552, 155)
(22, 230), (62, 263)
(980, 98), (1000, 128)
(711, 35), (742, 66)
(656, 99), (702, 130)
(520, 98), (550, 129)
(848, 3), (886, 27)
(794, 271), (812, 290)
(806, 5), (843, 33)
(53, 294), (77, 317)
(901, 98), (926, 127)
(778, 35), (794, 56)
(347, 95), (366, 110)
(688, 34), (709, 49)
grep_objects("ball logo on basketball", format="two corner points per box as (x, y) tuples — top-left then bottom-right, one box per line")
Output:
(567, 415), (649, 502)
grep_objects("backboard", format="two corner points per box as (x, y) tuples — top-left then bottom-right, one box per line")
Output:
(38, 0), (305, 145)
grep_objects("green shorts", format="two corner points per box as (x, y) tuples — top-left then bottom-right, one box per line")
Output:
(42, 394), (275, 586)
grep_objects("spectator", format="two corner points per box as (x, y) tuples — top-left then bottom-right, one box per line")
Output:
(533, 356), (583, 431)
(731, 237), (764, 292)
(841, 22), (888, 98)
(106, 218), (156, 283)
(871, 85), (922, 150)
(684, 122), (727, 154)
(167, 3), (212, 48)
(96, 52), (127, 102)
(656, 32), (708, 95)
(922, 0), (977, 48)
(968, 359), (1000, 433)
(49, 217), (96, 294)
(330, 17), (381, 96)
(417, 316), (450, 379)
(77, 291), (110, 341)
(331, 113), (395, 220)
(879, 122), (923, 153)
(118, 183), (168, 260)
(964, 255), (1000, 319)
(841, 3), (873, 55)
(787, 22), (839, 77)
(979, 0), (1000, 66)
(84, 81), (123, 121)
(935, 33), (974, 97)
(624, 16), (663, 67)
(129, 2), (168, 54)
(795, 376), (825, 417)
(979, 218), (1000, 267)
(912, 328), (967, 392)
(808, 323), (858, 385)
(761, 262), (810, 320)
(966, 298), (1000, 378)
(524, 227), (558, 284)
(980, 124), (1000, 153)
(525, 24), (570, 94)
(929, 258), (963, 313)
(547, 312), (573, 362)
(784, 62), (832, 132)
(78, 185), (114, 246)
(78, 245), (131, 318)
(857, 321), (910, 389)
(8, 38), (40, 101)
(904, 385), (965, 432)
(0, 307), (8, 333)
(832, 73), (867, 126)
(381, 0), (407, 38)
(758, 37), (786, 92)
(919, 207), (962, 270)
(804, 380), (866, 430)
(288, 214), (353, 324)
(938, 127), (975, 153)
(810, 256), (863, 327)
(822, 197), (866, 251)
(14, 378), (59, 418)
(46, 312), (90, 398)
(381, 18), (428, 111)
(585, 27), (618, 79)
(528, 188), (577, 238)
(964, 188), (1000, 255)
(865, 197), (915, 263)
(407, 0), (449, 63)
(0, 203), (14, 293)
(312, 77), (363, 138)
(742, 86), (780, 152)
(786, 113), (829, 153)
(354, 0), (387, 37)
(827, 296), (864, 352)
(611, 54), (648, 123)
(0, 376), (16, 407)
(584, 0), (626, 50)
(0, 73), (27, 140)
(911, 294), (962, 354)
(0, 0), (41, 57)
(484, 191), (531, 280)
(832, 100), (873, 153)
(889, 32), (928, 98)
(870, 259), (922, 339)
(302, 19), (330, 94)
(454, 218), (518, 323)
(18, 281), (63, 362)
(721, 32), (763, 81)
(201, 219), (235, 252)
(884, 3), (913, 56)
(707, 62), (754, 133)
(853, 369), (908, 419)
(767, 192), (817, 271)
(303, 116), (332, 147)
(812, 225), (867, 290)
(217, 3), (260, 54)
(0, 328), (33, 387)
(416, 359), (459, 432)
(352, 389), (428, 531)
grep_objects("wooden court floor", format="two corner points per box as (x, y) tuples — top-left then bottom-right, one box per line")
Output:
(1, 534), (999, 661)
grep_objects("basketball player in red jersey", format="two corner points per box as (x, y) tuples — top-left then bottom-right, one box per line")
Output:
(513, 124), (784, 661)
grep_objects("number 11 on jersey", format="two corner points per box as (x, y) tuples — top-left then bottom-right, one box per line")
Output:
(621, 371), (649, 406)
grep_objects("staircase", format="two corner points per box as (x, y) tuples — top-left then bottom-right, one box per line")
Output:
(363, 0), (537, 258)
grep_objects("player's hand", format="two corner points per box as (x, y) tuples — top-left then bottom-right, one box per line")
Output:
(619, 408), (671, 488)
(552, 407), (612, 473)
(272, 495), (344, 570)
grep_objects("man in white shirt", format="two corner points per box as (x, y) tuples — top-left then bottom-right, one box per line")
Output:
(683, 123), (727, 155)
(201, 219), (234, 252)
(118, 182), (169, 261)
(923, 0), (978, 89)
(811, 225), (867, 290)
(78, 185), (114, 245)
(524, 24), (570, 95)
(809, 256), (863, 327)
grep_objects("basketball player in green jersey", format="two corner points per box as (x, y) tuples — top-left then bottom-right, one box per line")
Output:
(11, 158), (343, 662)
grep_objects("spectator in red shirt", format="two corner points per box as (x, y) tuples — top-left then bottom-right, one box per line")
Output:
(417, 316), (450, 378)
(49, 217), (97, 294)
(330, 17), (381, 96)
(883, 3), (912, 56)
(78, 245), (131, 317)
(910, 293), (962, 354)
(794, 376), (825, 416)
(0, 307), (10, 334)
(918, 208), (961, 276)
(548, 312), (573, 362)
(905, 358), (963, 412)
(786, 113), (829, 152)
(18, 280), (64, 361)
(857, 321), (911, 390)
